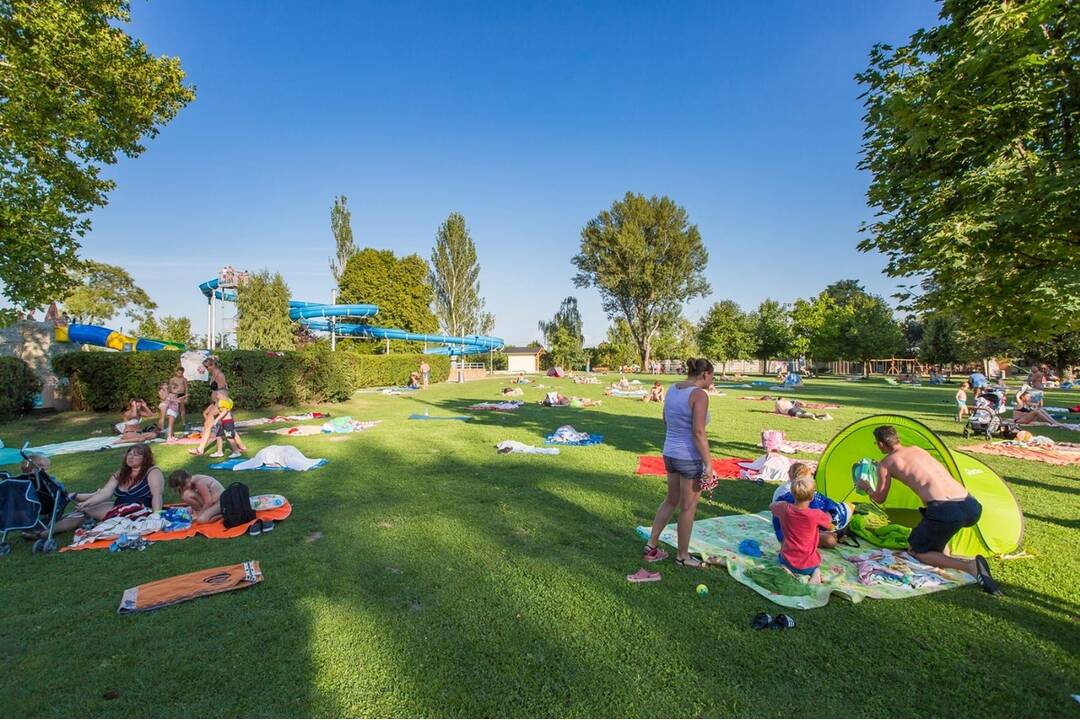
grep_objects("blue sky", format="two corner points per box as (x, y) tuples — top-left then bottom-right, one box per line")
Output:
(84, 0), (940, 346)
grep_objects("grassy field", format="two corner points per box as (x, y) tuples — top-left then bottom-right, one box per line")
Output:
(0, 375), (1077, 717)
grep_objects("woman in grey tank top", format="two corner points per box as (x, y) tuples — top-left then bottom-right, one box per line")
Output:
(642, 358), (717, 568)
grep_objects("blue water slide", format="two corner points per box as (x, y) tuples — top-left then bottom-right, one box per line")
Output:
(199, 278), (503, 356)
(65, 324), (115, 348)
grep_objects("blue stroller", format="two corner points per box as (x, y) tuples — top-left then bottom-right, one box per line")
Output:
(0, 446), (70, 555)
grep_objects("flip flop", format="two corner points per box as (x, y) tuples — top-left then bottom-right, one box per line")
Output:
(626, 568), (661, 583)
(974, 555), (1003, 596)
(209, 451), (225, 458)
(248, 520), (263, 537)
(770, 614), (796, 630)
(675, 556), (706, 569)
(751, 612), (773, 630)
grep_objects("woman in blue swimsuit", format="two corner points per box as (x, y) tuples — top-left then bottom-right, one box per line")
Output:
(49, 444), (165, 534)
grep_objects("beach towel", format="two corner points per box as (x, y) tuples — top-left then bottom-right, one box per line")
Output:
(782, 440), (827, 454)
(118, 560), (263, 614)
(321, 417), (379, 434)
(234, 412), (330, 428)
(265, 425), (325, 436)
(959, 442), (1080, 466)
(635, 512), (973, 610)
(210, 446), (326, 472)
(496, 440), (559, 455)
(610, 388), (647, 399)
(544, 425), (603, 446)
(635, 456), (748, 478)
(382, 386), (418, 395)
(64, 496), (291, 551)
(409, 414), (471, 421)
(466, 401), (524, 411)
(0, 436), (166, 465)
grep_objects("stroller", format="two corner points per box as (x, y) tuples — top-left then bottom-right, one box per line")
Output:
(0, 446), (70, 555)
(964, 389), (1008, 439)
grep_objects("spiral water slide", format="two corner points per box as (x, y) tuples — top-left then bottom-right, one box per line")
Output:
(199, 278), (502, 355)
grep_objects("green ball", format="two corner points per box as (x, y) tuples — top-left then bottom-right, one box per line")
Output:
(695, 583), (709, 597)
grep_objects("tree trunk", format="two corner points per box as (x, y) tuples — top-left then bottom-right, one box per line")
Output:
(640, 340), (651, 372)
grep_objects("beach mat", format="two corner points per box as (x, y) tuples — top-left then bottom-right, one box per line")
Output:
(635, 456), (748, 478)
(408, 414), (471, 421)
(208, 458), (328, 472)
(119, 560), (263, 614)
(959, 442), (1080, 466)
(635, 512), (974, 610)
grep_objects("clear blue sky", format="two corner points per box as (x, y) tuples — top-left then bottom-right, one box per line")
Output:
(85, 0), (940, 346)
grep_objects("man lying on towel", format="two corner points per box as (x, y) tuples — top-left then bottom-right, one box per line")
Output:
(859, 425), (1001, 595)
(774, 397), (830, 420)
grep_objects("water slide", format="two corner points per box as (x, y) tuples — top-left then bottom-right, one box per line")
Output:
(199, 278), (503, 355)
(56, 323), (186, 352)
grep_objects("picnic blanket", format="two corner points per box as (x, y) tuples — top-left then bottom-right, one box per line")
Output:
(635, 456), (749, 478)
(64, 495), (292, 551)
(118, 560), (263, 614)
(466, 401), (524, 411)
(0, 436), (165, 465)
(234, 412), (330, 428)
(545, 425), (603, 446)
(610, 388), (647, 399)
(321, 417), (379, 434)
(409, 414), (471, 421)
(210, 446), (326, 472)
(635, 512), (974, 609)
(959, 442), (1080, 466)
(782, 440), (827, 454)
(265, 425), (324, 436)
(382, 386), (418, 395)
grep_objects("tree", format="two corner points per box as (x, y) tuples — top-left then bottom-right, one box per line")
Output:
(921, 314), (965, 367)
(573, 192), (710, 368)
(0, 0), (194, 320)
(1025, 331), (1080, 375)
(134, 314), (193, 345)
(328, 195), (357, 284)
(789, 281), (905, 363)
(594, 319), (638, 369)
(652, 314), (699, 362)
(429, 212), (491, 338)
(338, 248), (437, 351)
(236, 271), (295, 350)
(750, 299), (793, 367)
(857, 0), (1080, 346)
(697, 300), (755, 373)
(62, 261), (155, 325)
(539, 297), (585, 369)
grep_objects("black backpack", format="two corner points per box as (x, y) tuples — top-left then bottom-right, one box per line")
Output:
(219, 482), (256, 528)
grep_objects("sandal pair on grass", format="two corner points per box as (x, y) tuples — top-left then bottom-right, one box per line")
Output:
(752, 612), (796, 630)
(248, 519), (275, 537)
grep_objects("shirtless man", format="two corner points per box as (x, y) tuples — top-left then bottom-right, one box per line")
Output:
(168, 470), (225, 523)
(858, 425), (1001, 595)
(774, 397), (830, 421)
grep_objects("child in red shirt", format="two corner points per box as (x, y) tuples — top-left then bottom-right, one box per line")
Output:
(770, 467), (831, 584)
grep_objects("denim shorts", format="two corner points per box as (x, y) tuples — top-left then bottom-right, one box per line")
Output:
(663, 455), (706, 479)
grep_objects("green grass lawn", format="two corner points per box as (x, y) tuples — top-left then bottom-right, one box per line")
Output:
(0, 375), (1077, 717)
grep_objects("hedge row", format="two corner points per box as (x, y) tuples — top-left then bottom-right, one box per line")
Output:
(0, 357), (41, 419)
(53, 347), (451, 412)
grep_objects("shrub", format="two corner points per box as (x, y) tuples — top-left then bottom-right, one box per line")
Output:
(52, 349), (453, 411)
(0, 357), (41, 418)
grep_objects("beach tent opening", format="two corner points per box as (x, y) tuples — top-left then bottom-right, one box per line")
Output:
(815, 414), (1023, 557)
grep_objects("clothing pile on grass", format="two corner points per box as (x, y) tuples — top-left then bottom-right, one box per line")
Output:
(738, 430), (821, 482)
(544, 425), (603, 446)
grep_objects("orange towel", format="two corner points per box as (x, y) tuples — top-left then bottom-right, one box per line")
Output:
(118, 560), (263, 614)
(635, 456), (748, 478)
(959, 443), (1080, 466)
(62, 502), (292, 551)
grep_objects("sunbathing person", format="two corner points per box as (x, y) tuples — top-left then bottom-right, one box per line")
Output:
(46, 444), (165, 535)
(774, 397), (831, 420)
(642, 381), (664, 403)
(1013, 390), (1064, 427)
(859, 425), (1001, 595)
(115, 398), (158, 442)
(168, 470), (225, 524)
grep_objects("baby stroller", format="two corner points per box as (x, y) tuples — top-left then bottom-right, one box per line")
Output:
(0, 447), (70, 555)
(964, 389), (1005, 439)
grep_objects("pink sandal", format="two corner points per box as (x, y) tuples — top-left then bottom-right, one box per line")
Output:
(626, 568), (662, 583)
(643, 544), (668, 563)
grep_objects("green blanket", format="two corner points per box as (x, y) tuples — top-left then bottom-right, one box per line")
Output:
(635, 512), (974, 610)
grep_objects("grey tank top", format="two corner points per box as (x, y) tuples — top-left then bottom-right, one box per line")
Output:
(662, 383), (710, 460)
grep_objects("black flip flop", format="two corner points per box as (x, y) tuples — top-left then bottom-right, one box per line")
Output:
(770, 614), (796, 630)
(751, 612), (773, 630)
(974, 555), (1002, 596)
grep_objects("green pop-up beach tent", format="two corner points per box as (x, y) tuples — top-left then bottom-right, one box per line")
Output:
(815, 415), (1024, 557)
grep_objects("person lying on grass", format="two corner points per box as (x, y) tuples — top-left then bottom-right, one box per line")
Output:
(189, 394), (247, 458)
(34, 444), (164, 537)
(858, 425), (1002, 595)
(1013, 389), (1063, 427)
(774, 397), (831, 421)
(642, 358), (719, 569)
(642, 381), (664, 403)
(115, 398), (158, 442)
(168, 470), (224, 524)
(769, 467), (831, 584)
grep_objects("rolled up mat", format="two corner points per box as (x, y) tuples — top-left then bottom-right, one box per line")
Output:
(118, 560), (263, 614)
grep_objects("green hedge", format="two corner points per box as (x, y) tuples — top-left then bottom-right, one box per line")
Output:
(52, 347), (453, 412)
(0, 357), (41, 419)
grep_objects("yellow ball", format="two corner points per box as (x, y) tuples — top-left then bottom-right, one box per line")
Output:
(695, 583), (709, 597)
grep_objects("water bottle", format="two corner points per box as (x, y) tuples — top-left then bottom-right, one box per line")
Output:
(424, 408), (429, 417)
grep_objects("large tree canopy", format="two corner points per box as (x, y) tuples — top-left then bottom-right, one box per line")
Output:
(0, 0), (194, 318)
(236, 271), (295, 351)
(338, 248), (437, 350)
(790, 280), (905, 362)
(62, 261), (155, 326)
(538, 297), (585, 369)
(429, 213), (492, 338)
(572, 192), (710, 367)
(697, 300), (755, 372)
(857, 0), (1080, 344)
(328, 195), (357, 285)
(750, 299), (793, 364)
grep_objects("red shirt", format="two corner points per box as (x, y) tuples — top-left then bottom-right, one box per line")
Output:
(770, 502), (831, 570)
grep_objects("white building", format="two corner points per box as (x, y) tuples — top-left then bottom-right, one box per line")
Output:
(503, 346), (544, 374)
